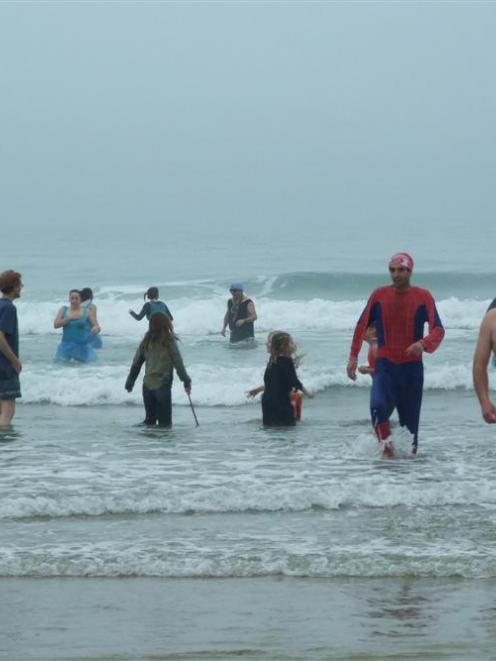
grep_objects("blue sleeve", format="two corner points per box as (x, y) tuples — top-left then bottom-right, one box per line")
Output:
(164, 304), (173, 321)
(0, 304), (15, 335)
(131, 303), (149, 321)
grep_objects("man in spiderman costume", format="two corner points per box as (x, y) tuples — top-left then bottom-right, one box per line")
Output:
(347, 252), (445, 456)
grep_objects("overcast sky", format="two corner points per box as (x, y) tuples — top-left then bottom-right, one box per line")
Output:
(1, 1), (495, 254)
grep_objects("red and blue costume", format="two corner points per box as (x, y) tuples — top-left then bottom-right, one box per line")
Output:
(349, 285), (445, 450)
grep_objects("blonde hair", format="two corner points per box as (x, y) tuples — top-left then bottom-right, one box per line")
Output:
(268, 331), (295, 365)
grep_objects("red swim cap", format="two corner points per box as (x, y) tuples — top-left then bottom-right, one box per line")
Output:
(389, 252), (414, 271)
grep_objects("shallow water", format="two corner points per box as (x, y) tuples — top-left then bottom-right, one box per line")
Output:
(3, 0), (496, 655)
(1, 389), (494, 582)
(3, 575), (496, 659)
(2, 221), (496, 660)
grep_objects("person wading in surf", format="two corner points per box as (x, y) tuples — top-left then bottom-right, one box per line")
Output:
(247, 331), (312, 425)
(346, 253), (445, 456)
(473, 301), (496, 423)
(221, 282), (257, 344)
(125, 312), (191, 427)
(0, 270), (23, 427)
(129, 287), (173, 324)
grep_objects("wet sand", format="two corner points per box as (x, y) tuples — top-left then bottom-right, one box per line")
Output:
(2, 575), (496, 659)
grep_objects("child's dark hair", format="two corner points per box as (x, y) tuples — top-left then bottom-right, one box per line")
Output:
(145, 286), (159, 300)
(80, 288), (93, 302)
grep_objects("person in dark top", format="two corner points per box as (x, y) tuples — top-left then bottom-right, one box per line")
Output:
(80, 287), (102, 349)
(248, 331), (312, 426)
(221, 282), (257, 343)
(129, 286), (173, 323)
(0, 270), (23, 427)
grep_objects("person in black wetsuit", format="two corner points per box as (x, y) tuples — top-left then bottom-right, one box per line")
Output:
(129, 286), (173, 323)
(221, 282), (257, 343)
(248, 331), (312, 426)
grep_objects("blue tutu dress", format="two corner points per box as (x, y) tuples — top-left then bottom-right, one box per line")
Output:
(55, 306), (98, 363)
(82, 301), (103, 349)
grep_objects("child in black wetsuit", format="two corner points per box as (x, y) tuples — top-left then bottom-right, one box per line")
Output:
(248, 331), (312, 426)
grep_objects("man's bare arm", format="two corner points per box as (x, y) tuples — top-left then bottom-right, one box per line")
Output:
(246, 301), (257, 322)
(473, 310), (496, 423)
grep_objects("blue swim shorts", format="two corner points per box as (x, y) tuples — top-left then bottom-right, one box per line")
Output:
(0, 374), (21, 400)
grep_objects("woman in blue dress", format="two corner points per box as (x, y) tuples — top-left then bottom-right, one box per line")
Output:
(54, 290), (98, 363)
(80, 287), (102, 349)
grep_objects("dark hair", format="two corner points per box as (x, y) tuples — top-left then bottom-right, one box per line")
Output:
(69, 289), (81, 298)
(145, 286), (159, 300)
(0, 270), (22, 294)
(80, 288), (93, 302)
(140, 313), (176, 352)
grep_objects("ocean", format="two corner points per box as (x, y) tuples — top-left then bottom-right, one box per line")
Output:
(1, 230), (496, 659)
(2, 0), (496, 655)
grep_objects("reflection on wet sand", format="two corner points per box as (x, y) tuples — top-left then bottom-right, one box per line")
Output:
(366, 581), (431, 637)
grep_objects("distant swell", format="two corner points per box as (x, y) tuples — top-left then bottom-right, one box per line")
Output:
(15, 270), (494, 337)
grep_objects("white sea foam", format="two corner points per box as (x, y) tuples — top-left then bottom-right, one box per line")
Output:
(2, 543), (494, 578)
(2, 472), (494, 520)
(11, 288), (492, 409)
(17, 359), (486, 407)
(15, 296), (492, 337)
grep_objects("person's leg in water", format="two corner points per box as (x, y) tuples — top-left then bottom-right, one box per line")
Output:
(155, 385), (172, 427)
(0, 399), (16, 427)
(396, 362), (424, 455)
(370, 359), (396, 456)
(142, 385), (158, 425)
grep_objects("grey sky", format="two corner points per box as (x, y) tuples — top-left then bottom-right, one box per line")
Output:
(1, 1), (495, 254)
